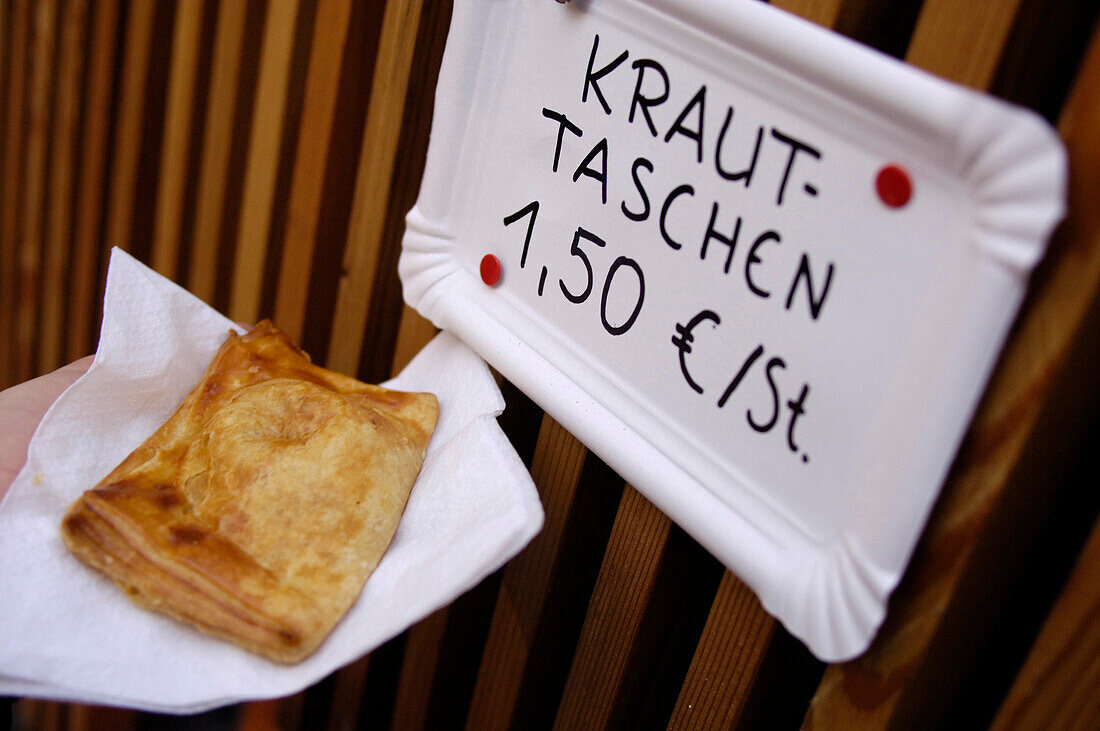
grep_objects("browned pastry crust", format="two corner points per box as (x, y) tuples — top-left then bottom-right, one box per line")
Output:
(60, 320), (438, 663)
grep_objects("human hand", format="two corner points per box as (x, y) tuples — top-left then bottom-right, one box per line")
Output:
(0, 356), (94, 499)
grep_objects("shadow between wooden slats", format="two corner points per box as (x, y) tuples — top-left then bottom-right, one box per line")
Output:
(665, 572), (776, 729)
(294, 0), (385, 364)
(186, 0), (248, 306)
(544, 502), (670, 729)
(356, 4), (451, 382)
(128, 0), (175, 275)
(0, 0), (30, 388)
(553, 487), (726, 729)
(150, 0), (204, 281)
(387, 379), (540, 731)
(769, 0), (842, 31)
(38, 0), (86, 374)
(65, 0), (118, 364)
(94, 0), (175, 327)
(830, 0), (923, 58)
(101, 0), (155, 264)
(255, 0), (317, 329)
(939, 403), (1099, 726)
(991, 510), (1100, 729)
(805, 3), (1100, 727)
(389, 608), (450, 731)
(214, 2), (267, 319)
(163, 0), (217, 293)
(325, 0), (428, 376)
(229, 0), (301, 325)
(13, 699), (62, 730)
(14, 0), (56, 384)
(271, 0), (353, 342)
(65, 702), (138, 731)
(353, 0), (453, 385)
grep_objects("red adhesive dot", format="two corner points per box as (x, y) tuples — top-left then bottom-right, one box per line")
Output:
(876, 164), (912, 208)
(480, 254), (502, 286)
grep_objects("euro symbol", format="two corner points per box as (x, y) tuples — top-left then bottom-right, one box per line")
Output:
(672, 309), (721, 394)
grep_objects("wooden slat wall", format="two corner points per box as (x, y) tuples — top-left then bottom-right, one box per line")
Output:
(2, 1), (1098, 729)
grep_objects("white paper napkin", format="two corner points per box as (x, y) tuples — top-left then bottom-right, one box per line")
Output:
(0, 248), (543, 713)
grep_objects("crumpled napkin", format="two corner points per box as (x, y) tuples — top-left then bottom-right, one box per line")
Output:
(0, 248), (543, 713)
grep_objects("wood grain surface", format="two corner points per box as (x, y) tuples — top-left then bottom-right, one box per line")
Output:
(150, 0), (203, 281)
(992, 512), (1100, 729)
(37, 0), (84, 374)
(2, 1), (1098, 729)
(65, 0), (118, 363)
(229, 0), (300, 325)
(272, 0), (353, 341)
(14, 0), (56, 383)
(187, 0), (248, 305)
(0, 0), (29, 387)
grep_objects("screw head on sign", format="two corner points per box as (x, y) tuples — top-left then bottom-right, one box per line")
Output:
(876, 164), (912, 208)
(480, 254), (502, 286)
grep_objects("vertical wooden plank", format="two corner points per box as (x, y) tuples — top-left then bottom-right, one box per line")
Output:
(187, 0), (248, 304)
(151, 0), (204, 279)
(463, 418), (591, 730)
(389, 609), (449, 730)
(0, 0), (29, 387)
(321, 657), (371, 731)
(324, 0), (425, 375)
(991, 513), (1100, 730)
(667, 572), (776, 729)
(229, 0), (299, 324)
(238, 697), (299, 731)
(103, 0), (156, 259)
(14, 0), (57, 382)
(552, 487), (672, 729)
(829, 0), (923, 58)
(905, 0), (1021, 90)
(390, 306), (439, 375)
(806, 7), (1100, 727)
(66, 0), (118, 362)
(38, 0), (86, 373)
(350, 0), (452, 385)
(271, 0), (353, 341)
(770, 0), (843, 28)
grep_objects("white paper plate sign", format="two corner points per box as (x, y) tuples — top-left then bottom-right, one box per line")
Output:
(399, 0), (1066, 661)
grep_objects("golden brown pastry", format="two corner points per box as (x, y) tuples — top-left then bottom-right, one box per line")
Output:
(60, 320), (438, 663)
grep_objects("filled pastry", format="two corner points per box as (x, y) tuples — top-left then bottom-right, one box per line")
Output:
(61, 321), (438, 663)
